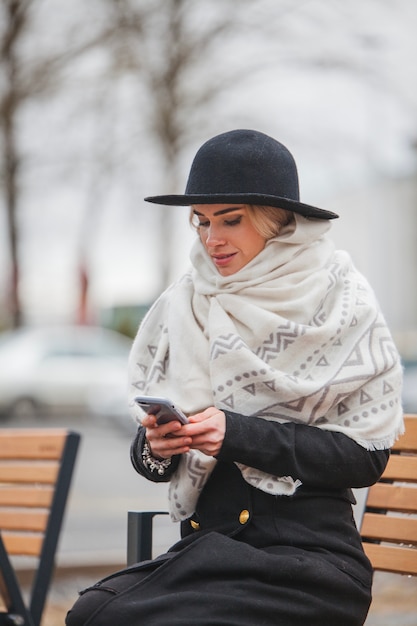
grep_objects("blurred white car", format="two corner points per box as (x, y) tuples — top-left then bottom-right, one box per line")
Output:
(0, 325), (133, 420)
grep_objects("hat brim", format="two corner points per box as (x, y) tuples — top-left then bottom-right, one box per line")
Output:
(144, 193), (338, 220)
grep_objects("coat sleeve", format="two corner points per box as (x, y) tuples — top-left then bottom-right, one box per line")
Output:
(130, 425), (181, 482)
(216, 411), (389, 489)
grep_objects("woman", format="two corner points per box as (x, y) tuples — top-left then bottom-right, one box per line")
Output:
(66, 129), (403, 626)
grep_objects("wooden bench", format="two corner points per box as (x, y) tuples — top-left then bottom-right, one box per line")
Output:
(0, 429), (80, 626)
(360, 414), (417, 574)
(127, 414), (417, 576)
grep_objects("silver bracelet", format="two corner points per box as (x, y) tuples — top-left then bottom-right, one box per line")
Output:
(142, 440), (172, 475)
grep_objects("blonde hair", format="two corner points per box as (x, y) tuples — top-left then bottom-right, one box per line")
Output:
(189, 204), (293, 240)
(246, 205), (293, 239)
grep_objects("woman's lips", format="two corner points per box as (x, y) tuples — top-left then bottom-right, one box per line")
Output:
(211, 253), (236, 267)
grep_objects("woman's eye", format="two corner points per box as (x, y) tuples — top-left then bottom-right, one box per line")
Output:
(194, 215), (242, 228)
(225, 217), (242, 226)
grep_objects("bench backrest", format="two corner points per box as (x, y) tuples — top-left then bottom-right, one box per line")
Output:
(360, 414), (417, 575)
(0, 428), (80, 626)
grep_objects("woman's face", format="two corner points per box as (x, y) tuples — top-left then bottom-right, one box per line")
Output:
(192, 204), (268, 276)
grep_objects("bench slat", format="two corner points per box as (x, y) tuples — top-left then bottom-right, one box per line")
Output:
(0, 510), (49, 532)
(363, 543), (417, 575)
(382, 455), (417, 482)
(0, 430), (67, 460)
(1, 533), (44, 557)
(365, 483), (417, 513)
(0, 486), (53, 507)
(0, 462), (59, 484)
(392, 418), (417, 452)
(361, 512), (417, 544)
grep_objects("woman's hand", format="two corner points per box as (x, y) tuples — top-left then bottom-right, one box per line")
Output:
(186, 407), (226, 457)
(142, 406), (226, 460)
(142, 414), (192, 460)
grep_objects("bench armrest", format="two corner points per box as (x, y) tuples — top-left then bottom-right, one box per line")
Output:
(127, 511), (169, 565)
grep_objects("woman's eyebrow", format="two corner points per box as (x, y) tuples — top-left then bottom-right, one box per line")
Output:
(193, 207), (244, 217)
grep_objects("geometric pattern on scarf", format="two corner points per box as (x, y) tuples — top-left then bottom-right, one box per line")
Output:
(128, 216), (403, 520)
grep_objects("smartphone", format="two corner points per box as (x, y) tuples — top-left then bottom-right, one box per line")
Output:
(134, 396), (189, 425)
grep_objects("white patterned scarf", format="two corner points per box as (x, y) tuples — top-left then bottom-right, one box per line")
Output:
(128, 215), (403, 521)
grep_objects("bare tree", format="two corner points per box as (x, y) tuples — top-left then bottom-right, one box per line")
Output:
(0, 1), (30, 327)
(0, 0), (127, 327)
(2, 0), (415, 328)
(0, 0), (260, 325)
(95, 0), (269, 294)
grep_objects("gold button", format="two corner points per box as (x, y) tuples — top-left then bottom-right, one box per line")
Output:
(190, 519), (200, 530)
(239, 509), (250, 525)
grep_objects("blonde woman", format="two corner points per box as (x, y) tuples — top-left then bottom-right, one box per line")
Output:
(67, 129), (403, 626)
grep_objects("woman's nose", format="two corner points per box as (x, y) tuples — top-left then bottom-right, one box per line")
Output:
(205, 225), (225, 246)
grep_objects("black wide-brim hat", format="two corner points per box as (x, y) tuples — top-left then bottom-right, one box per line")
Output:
(145, 129), (338, 220)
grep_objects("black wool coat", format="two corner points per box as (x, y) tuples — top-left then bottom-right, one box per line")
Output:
(67, 414), (389, 626)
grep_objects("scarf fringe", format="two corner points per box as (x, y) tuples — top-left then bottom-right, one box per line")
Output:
(352, 423), (405, 452)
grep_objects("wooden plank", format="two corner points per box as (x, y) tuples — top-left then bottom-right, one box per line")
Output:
(361, 512), (417, 544)
(0, 570), (12, 609)
(382, 455), (417, 482)
(0, 430), (66, 460)
(0, 510), (48, 532)
(1, 532), (43, 557)
(363, 542), (417, 575)
(0, 462), (59, 484)
(393, 416), (417, 453)
(0, 486), (53, 507)
(366, 483), (417, 513)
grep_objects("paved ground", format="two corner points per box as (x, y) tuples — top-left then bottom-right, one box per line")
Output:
(9, 413), (417, 625)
